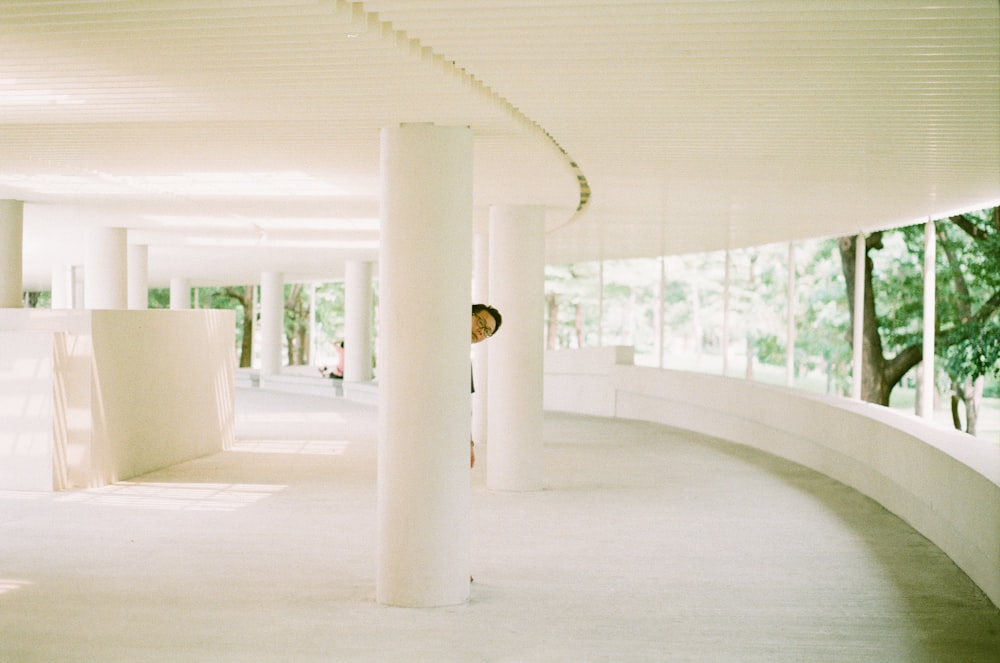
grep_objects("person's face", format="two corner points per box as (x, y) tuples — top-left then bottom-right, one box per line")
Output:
(471, 311), (497, 344)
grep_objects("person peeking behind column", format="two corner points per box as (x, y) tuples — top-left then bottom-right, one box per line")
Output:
(470, 303), (502, 468)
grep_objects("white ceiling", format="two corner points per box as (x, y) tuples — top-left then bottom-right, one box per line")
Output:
(2, 0), (998, 291)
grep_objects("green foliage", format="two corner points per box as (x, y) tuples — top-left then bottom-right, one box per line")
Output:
(314, 281), (346, 359)
(23, 291), (50, 308)
(943, 317), (1000, 382)
(753, 333), (785, 365)
(148, 288), (170, 309)
(874, 229), (924, 349)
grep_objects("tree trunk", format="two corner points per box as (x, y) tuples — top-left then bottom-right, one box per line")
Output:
(228, 285), (254, 368)
(837, 234), (928, 405)
(838, 235), (890, 404)
(953, 377), (984, 436)
(284, 283), (309, 366)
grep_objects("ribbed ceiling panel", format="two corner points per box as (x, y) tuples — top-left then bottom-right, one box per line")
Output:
(1, 0), (997, 285)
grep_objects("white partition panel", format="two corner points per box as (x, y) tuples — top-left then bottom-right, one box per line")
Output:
(0, 309), (235, 490)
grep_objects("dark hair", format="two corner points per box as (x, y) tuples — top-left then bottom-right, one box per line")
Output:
(472, 303), (502, 334)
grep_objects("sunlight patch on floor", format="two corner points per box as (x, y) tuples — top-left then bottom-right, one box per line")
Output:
(0, 490), (47, 501)
(55, 482), (286, 511)
(237, 411), (348, 423)
(0, 579), (32, 596)
(233, 439), (350, 455)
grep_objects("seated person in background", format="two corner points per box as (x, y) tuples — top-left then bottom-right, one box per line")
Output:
(318, 340), (345, 379)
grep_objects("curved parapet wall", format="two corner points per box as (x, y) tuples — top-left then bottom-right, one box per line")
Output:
(543, 348), (1000, 609)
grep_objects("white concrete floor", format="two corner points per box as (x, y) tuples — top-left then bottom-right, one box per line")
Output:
(1, 387), (998, 662)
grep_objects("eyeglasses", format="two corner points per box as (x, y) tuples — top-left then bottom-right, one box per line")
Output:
(474, 313), (495, 338)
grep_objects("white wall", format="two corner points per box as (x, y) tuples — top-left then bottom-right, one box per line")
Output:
(544, 347), (1000, 610)
(0, 309), (235, 489)
(90, 310), (236, 483)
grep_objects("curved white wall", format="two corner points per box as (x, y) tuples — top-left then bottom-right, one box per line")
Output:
(544, 347), (1000, 609)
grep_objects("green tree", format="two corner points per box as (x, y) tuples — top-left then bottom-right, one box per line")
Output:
(544, 263), (601, 350)
(199, 286), (255, 368)
(284, 283), (310, 366)
(794, 239), (852, 394)
(838, 206), (1000, 434)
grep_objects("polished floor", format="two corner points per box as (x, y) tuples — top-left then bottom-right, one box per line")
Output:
(1, 387), (998, 662)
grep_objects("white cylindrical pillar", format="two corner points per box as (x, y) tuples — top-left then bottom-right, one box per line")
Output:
(920, 219), (936, 418)
(128, 244), (149, 310)
(71, 266), (85, 309)
(722, 248), (731, 376)
(0, 200), (24, 308)
(786, 242), (796, 387)
(471, 227), (490, 447)
(260, 272), (284, 377)
(169, 277), (191, 310)
(377, 123), (473, 608)
(656, 255), (666, 368)
(84, 227), (128, 310)
(486, 204), (545, 492)
(344, 260), (373, 382)
(50, 265), (70, 309)
(851, 233), (865, 400)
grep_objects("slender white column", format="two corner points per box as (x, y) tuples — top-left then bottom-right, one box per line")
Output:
(0, 200), (24, 308)
(656, 255), (666, 369)
(84, 227), (127, 310)
(597, 259), (604, 346)
(851, 232), (865, 400)
(487, 204), (545, 492)
(309, 281), (318, 365)
(344, 260), (373, 382)
(377, 124), (473, 608)
(920, 219), (936, 418)
(71, 266), (85, 309)
(260, 272), (284, 377)
(786, 242), (796, 386)
(50, 265), (70, 309)
(722, 248), (731, 376)
(471, 228), (490, 446)
(169, 277), (191, 309)
(128, 244), (149, 310)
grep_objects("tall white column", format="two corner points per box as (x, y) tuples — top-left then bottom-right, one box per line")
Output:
(656, 255), (666, 369)
(169, 277), (191, 309)
(920, 219), (937, 418)
(851, 232), (866, 400)
(0, 200), (24, 308)
(71, 266), (85, 309)
(487, 204), (545, 492)
(597, 259), (604, 346)
(377, 123), (473, 608)
(785, 242), (796, 387)
(260, 272), (284, 378)
(722, 248), (731, 376)
(471, 227), (490, 446)
(128, 244), (149, 310)
(84, 227), (127, 310)
(309, 281), (318, 365)
(344, 260), (373, 382)
(50, 265), (70, 309)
